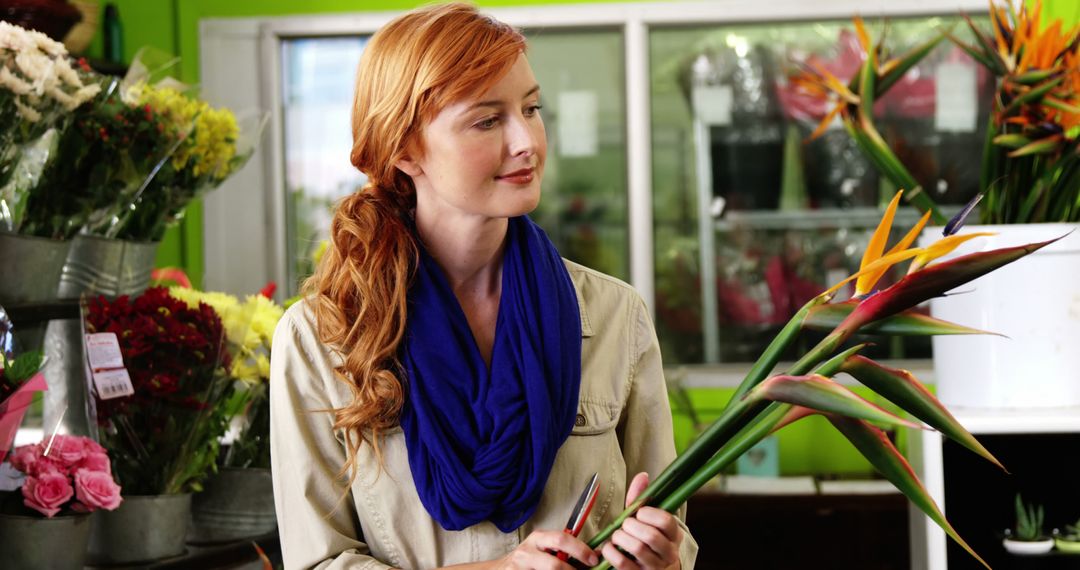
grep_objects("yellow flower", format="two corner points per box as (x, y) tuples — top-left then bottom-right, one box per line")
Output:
(188, 106), (239, 180)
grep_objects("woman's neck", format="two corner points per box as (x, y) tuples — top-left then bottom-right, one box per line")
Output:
(414, 210), (508, 297)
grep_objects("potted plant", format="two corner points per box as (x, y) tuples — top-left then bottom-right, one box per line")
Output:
(0, 434), (123, 570)
(168, 284), (284, 543)
(788, 1), (1080, 410)
(0, 21), (102, 348)
(83, 286), (234, 565)
(1003, 494), (1054, 555)
(1053, 516), (1080, 554)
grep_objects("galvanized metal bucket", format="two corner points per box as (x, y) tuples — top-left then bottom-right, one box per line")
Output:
(188, 467), (278, 543)
(0, 512), (91, 570)
(87, 493), (192, 565)
(41, 235), (159, 438)
(0, 232), (71, 351)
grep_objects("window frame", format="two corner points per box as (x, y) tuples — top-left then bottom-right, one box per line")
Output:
(199, 0), (986, 322)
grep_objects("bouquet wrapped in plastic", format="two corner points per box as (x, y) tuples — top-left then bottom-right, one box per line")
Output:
(98, 48), (268, 241)
(85, 287), (233, 494)
(169, 284), (283, 469)
(0, 306), (46, 464)
(0, 20), (102, 237)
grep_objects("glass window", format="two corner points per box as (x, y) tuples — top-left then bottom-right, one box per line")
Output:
(279, 30), (628, 291)
(281, 36), (368, 290)
(527, 28), (629, 281)
(650, 17), (991, 364)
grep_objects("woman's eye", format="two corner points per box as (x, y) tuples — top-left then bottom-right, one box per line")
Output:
(475, 116), (499, 130)
(524, 104), (543, 117)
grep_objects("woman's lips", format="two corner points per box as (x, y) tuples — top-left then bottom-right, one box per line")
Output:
(496, 168), (534, 184)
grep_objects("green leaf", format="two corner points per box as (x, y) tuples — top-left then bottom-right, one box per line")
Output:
(827, 416), (991, 569)
(745, 374), (922, 430)
(1, 351), (45, 386)
(838, 355), (1005, 471)
(728, 294), (829, 405)
(993, 133), (1033, 149)
(1007, 137), (1062, 158)
(804, 301), (995, 336)
(1012, 68), (1060, 85)
(877, 34), (947, 94)
(1001, 76), (1065, 117)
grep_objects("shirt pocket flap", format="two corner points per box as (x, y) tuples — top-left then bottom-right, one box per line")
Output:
(570, 398), (620, 436)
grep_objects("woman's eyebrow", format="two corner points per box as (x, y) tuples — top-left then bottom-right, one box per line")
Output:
(467, 85), (541, 111)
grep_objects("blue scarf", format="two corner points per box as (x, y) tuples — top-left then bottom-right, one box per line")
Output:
(399, 215), (582, 532)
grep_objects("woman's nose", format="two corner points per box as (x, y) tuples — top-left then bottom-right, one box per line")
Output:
(507, 116), (540, 157)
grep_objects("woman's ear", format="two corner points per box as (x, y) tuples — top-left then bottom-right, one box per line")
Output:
(395, 156), (422, 177)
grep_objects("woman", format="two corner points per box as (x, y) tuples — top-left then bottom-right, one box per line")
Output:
(270, 4), (698, 569)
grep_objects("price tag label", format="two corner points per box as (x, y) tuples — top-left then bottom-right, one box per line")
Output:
(85, 333), (125, 370)
(92, 368), (134, 400)
(692, 85), (733, 126)
(935, 61), (977, 133)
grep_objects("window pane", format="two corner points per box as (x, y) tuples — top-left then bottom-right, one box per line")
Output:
(280, 30), (628, 290)
(281, 37), (368, 292)
(650, 17), (989, 364)
(526, 28), (629, 281)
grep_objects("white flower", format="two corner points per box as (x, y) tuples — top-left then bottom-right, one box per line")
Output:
(0, 21), (34, 53)
(15, 50), (57, 96)
(29, 28), (66, 58)
(0, 65), (31, 95)
(14, 98), (41, 122)
(47, 85), (76, 111)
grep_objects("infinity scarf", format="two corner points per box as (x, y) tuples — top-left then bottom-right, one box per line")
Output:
(399, 215), (582, 532)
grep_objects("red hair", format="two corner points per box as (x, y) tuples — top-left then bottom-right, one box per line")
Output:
(302, 3), (526, 481)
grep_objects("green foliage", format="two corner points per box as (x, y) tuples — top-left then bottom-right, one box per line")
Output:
(0, 350), (44, 402)
(1014, 494), (1046, 541)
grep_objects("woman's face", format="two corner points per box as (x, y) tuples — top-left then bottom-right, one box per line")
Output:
(400, 53), (546, 223)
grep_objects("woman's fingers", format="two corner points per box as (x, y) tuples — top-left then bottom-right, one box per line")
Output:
(529, 530), (599, 567)
(625, 472), (650, 507)
(632, 507), (682, 544)
(598, 507), (683, 570)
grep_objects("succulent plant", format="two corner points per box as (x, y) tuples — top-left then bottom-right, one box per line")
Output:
(1013, 494), (1047, 541)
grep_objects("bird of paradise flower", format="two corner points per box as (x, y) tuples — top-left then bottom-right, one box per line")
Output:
(584, 191), (1059, 570)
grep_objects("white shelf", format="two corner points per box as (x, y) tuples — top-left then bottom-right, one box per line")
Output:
(713, 205), (965, 232)
(949, 406), (1080, 434)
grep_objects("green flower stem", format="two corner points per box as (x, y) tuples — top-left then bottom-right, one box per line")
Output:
(585, 348), (866, 570)
(586, 295), (827, 548)
(584, 396), (769, 550)
(728, 294), (828, 404)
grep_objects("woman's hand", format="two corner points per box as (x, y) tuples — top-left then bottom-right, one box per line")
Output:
(492, 529), (599, 570)
(600, 472), (683, 570)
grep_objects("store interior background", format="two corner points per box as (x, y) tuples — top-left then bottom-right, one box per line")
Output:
(58, 1), (1080, 568)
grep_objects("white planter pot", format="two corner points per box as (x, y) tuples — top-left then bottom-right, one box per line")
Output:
(920, 223), (1080, 410)
(1002, 537), (1054, 555)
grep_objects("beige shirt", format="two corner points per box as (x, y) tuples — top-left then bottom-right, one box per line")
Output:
(270, 259), (699, 570)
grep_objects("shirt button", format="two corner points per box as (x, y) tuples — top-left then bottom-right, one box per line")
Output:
(575, 413), (587, 427)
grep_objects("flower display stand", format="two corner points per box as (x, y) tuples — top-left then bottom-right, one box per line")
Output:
(87, 493), (192, 565)
(0, 511), (91, 570)
(40, 235), (159, 437)
(921, 224), (1080, 410)
(188, 467), (278, 543)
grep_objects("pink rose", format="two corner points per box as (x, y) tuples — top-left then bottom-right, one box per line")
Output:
(9, 443), (42, 474)
(82, 438), (107, 455)
(22, 472), (74, 517)
(77, 451), (112, 474)
(45, 435), (87, 468)
(29, 456), (63, 476)
(73, 468), (122, 511)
